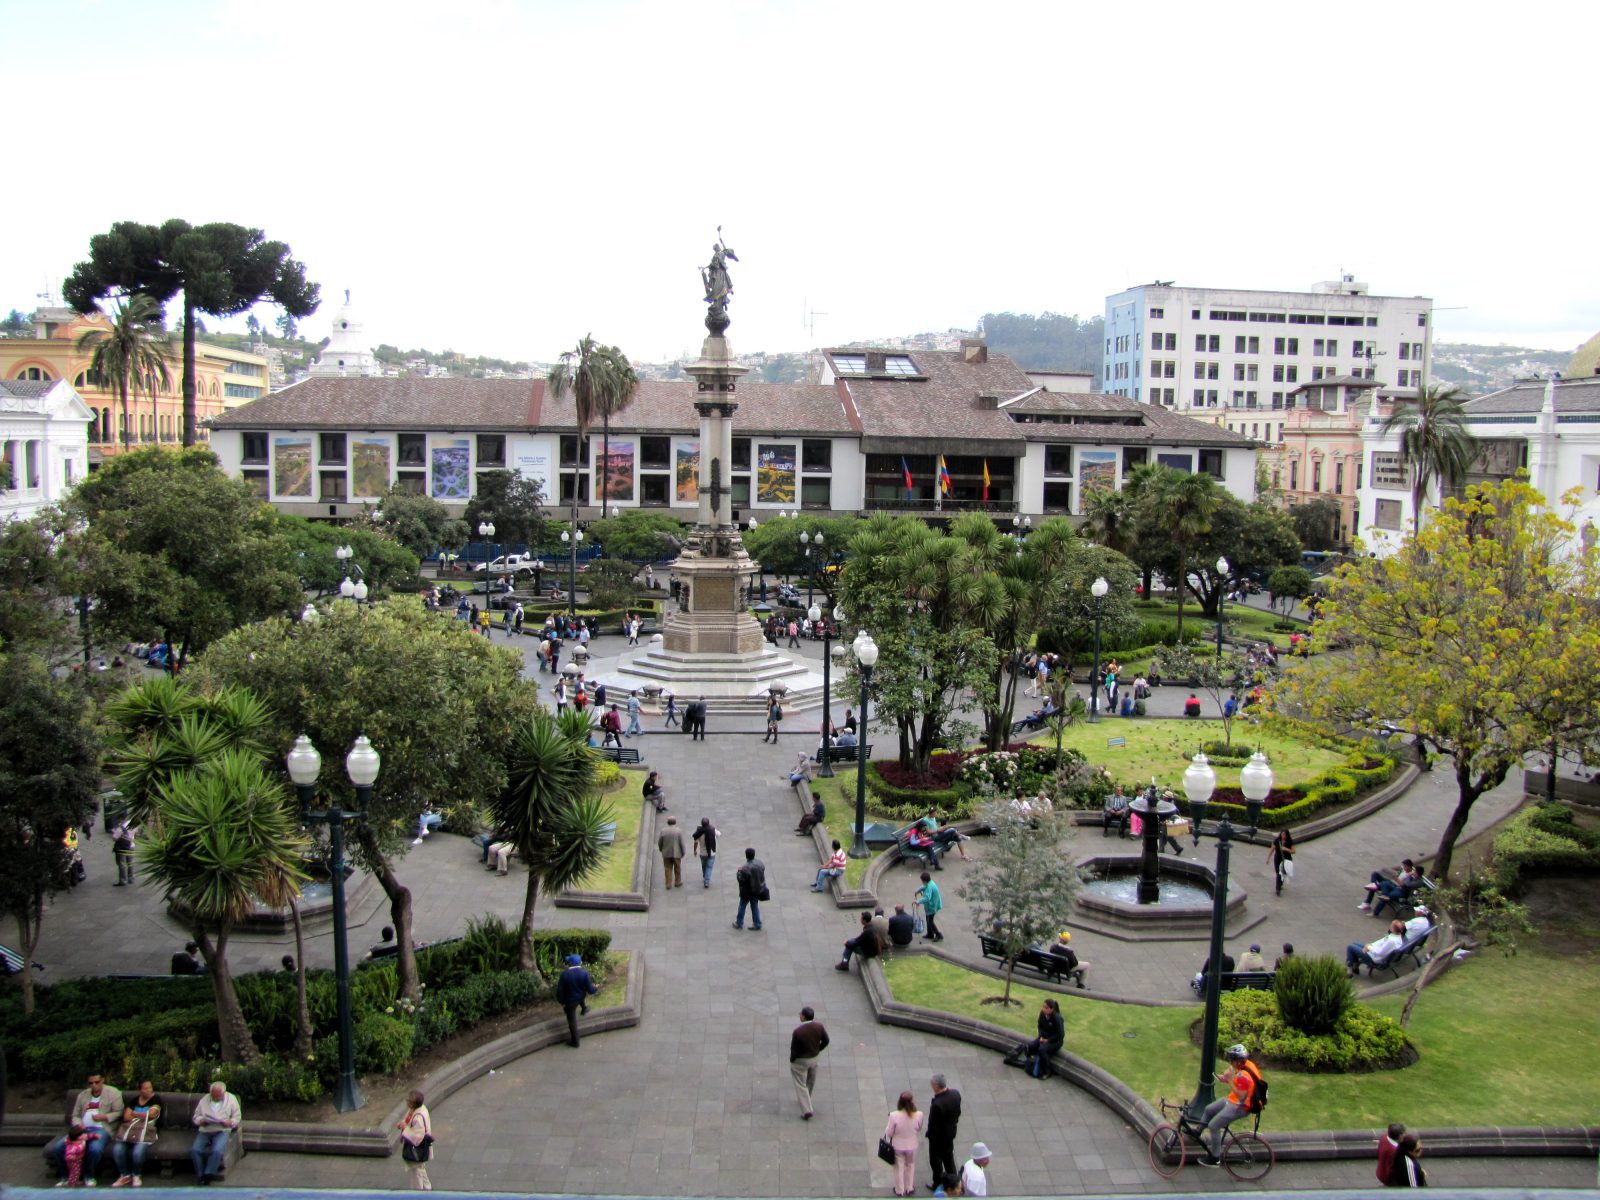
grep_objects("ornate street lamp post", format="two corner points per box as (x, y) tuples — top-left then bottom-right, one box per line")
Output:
(560, 528), (583, 620)
(811, 602), (842, 778)
(848, 631), (879, 858)
(1088, 576), (1109, 723)
(1215, 556), (1230, 662)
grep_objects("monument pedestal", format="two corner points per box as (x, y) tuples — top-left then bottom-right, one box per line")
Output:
(662, 559), (764, 655)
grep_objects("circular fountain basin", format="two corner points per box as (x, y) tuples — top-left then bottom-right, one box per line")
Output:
(1072, 854), (1251, 941)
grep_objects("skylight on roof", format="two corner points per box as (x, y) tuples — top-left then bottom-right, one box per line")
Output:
(831, 351), (922, 379)
(833, 354), (867, 375)
(880, 355), (918, 376)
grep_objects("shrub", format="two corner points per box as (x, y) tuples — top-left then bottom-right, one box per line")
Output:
(1488, 804), (1600, 890)
(114, 1050), (324, 1102)
(955, 751), (1021, 797)
(314, 1011), (414, 1084)
(594, 759), (624, 791)
(1273, 955), (1353, 1034)
(21, 1005), (219, 1082)
(1217, 989), (1412, 1072)
(0, 977), (212, 1048)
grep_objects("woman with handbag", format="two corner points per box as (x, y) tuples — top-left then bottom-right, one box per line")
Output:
(882, 1090), (925, 1196)
(397, 1089), (433, 1190)
(111, 1080), (162, 1187)
(1267, 828), (1295, 896)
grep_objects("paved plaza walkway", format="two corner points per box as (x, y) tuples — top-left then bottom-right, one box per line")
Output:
(3, 624), (1592, 1194)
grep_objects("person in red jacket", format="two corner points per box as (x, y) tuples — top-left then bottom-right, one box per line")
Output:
(1377, 1122), (1405, 1185)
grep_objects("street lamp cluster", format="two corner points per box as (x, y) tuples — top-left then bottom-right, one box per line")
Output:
(847, 630), (880, 858)
(1088, 576), (1109, 723)
(334, 544), (368, 602)
(285, 733), (382, 1114)
(810, 602), (843, 778)
(559, 526), (584, 618)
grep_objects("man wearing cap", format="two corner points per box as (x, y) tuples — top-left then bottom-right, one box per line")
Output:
(555, 954), (598, 1048)
(959, 1143), (993, 1196)
(1403, 905), (1432, 940)
(1236, 943), (1267, 972)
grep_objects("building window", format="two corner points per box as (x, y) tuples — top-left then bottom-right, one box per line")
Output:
(1043, 482), (1072, 512)
(1356, 462), (1363, 490)
(802, 439), (832, 472)
(1234, 363), (1246, 382)
(1247, 390), (1258, 406)
(1161, 332), (1177, 350)
(559, 434), (591, 467)
(242, 431), (268, 463)
(640, 435), (671, 470)
(1398, 343), (1410, 359)
(1194, 334), (1220, 352)
(1289, 461), (1299, 491)
(731, 438), (750, 470)
(1251, 423), (1259, 439)
(1334, 461), (1345, 493)
(640, 474), (670, 505)
(801, 477), (832, 508)
(1232, 390), (1244, 406)
(1123, 447), (1148, 471)
(1375, 498), (1402, 530)
(1044, 445), (1072, 476)
(14, 367), (51, 381)
(1149, 307), (1164, 319)
(398, 434), (426, 465)
(1206, 389), (1218, 406)
(1199, 449), (1224, 479)
(319, 433), (346, 464)
(1193, 388), (1205, 405)
(477, 435), (506, 466)
(1312, 461), (1323, 492)
(395, 471), (426, 494)
(731, 478), (750, 507)
(319, 472), (348, 502)
(242, 470), (269, 498)
(1191, 308), (1201, 319)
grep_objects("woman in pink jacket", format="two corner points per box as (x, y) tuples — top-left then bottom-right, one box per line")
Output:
(883, 1090), (925, 1196)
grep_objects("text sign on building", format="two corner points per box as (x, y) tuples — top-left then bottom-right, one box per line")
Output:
(1371, 452), (1408, 491)
(510, 436), (555, 501)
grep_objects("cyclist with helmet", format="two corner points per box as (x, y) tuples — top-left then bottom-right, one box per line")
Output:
(1198, 1045), (1260, 1166)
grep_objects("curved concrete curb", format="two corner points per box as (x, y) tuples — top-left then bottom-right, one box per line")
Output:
(556, 797), (655, 911)
(860, 955), (1598, 1160)
(860, 822), (982, 908)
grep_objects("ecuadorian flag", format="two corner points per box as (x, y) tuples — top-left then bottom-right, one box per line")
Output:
(982, 459), (991, 501)
(938, 455), (953, 495)
(901, 456), (915, 495)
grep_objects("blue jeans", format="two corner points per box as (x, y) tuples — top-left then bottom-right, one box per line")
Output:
(813, 867), (843, 890)
(192, 1128), (232, 1179)
(700, 855), (715, 886)
(1202, 1098), (1246, 1158)
(1346, 942), (1376, 971)
(48, 1128), (111, 1179)
(111, 1140), (150, 1179)
(627, 713), (642, 736)
(417, 811), (443, 837)
(735, 896), (762, 929)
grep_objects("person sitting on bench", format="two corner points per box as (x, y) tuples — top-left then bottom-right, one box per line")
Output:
(813, 840), (847, 891)
(1192, 951), (1235, 993)
(797, 794), (825, 836)
(920, 809), (970, 862)
(906, 823), (943, 867)
(834, 912), (881, 971)
(1362, 859), (1425, 916)
(1346, 920), (1407, 976)
(1102, 786), (1130, 837)
(833, 727), (858, 751)
(1046, 931), (1089, 987)
(1236, 943), (1267, 972)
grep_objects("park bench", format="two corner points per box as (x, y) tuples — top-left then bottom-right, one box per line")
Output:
(1217, 970), (1276, 992)
(39, 1090), (243, 1182)
(816, 741), (870, 764)
(894, 826), (941, 870)
(1366, 924), (1436, 979)
(978, 934), (1088, 989)
(1010, 712), (1056, 735)
(596, 745), (642, 766)
(365, 933), (465, 963)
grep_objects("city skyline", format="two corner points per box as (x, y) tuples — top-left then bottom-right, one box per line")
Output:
(5, 0), (1594, 363)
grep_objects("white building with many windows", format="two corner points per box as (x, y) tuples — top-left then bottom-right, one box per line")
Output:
(1101, 278), (1434, 445)
(0, 378), (94, 521)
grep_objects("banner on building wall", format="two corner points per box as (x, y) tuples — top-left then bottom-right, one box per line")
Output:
(273, 436), (312, 497)
(598, 439), (635, 500)
(351, 437), (392, 498)
(1156, 452), (1193, 474)
(676, 440), (700, 502)
(431, 438), (471, 499)
(1078, 450), (1118, 493)
(510, 436), (555, 503)
(757, 442), (796, 503)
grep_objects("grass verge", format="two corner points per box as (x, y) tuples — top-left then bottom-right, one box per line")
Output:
(881, 944), (1600, 1129)
(578, 794), (644, 893)
(1023, 719), (1349, 791)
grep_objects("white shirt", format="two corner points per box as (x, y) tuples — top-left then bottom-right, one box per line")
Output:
(1403, 915), (1431, 939)
(1365, 932), (1404, 959)
(960, 1160), (989, 1197)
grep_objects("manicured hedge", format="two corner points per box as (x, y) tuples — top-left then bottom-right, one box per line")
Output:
(1490, 803), (1600, 889)
(1218, 988), (1414, 1072)
(22, 1004), (219, 1082)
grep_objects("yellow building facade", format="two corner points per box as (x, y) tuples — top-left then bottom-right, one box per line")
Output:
(0, 307), (268, 460)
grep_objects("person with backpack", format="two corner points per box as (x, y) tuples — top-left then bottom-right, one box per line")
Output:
(1198, 1044), (1265, 1167)
(764, 695), (784, 743)
(111, 819), (137, 886)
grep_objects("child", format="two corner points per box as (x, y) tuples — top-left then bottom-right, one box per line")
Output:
(62, 1124), (89, 1186)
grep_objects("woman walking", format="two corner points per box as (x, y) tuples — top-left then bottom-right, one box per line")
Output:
(764, 695), (783, 743)
(1387, 1133), (1427, 1187)
(398, 1089), (433, 1190)
(882, 1090), (924, 1196)
(916, 872), (944, 942)
(1268, 828), (1295, 896)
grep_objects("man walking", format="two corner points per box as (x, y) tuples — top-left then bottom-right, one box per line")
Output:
(692, 818), (718, 887)
(658, 816), (686, 889)
(959, 1144), (993, 1196)
(691, 696), (709, 741)
(734, 847), (766, 930)
(927, 1074), (962, 1190)
(626, 690), (644, 737)
(789, 1006), (830, 1120)
(555, 953), (598, 1048)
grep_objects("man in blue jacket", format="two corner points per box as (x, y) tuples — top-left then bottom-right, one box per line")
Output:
(555, 953), (598, 1048)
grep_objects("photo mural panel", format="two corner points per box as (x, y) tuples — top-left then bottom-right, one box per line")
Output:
(351, 437), (392, 498)
(600, 439), (635, 500)
(676, 440), (700, 502)
(757, 442), (796, 503)
(1078, 450), (1119, 493)
(431, 438), (471, 499)
(273, 436), (312, 497)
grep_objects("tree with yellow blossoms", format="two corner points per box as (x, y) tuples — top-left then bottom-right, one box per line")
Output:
(1282, 477), (1600, 879)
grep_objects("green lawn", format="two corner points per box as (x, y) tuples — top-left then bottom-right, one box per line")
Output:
(1133, 598), (1306, 650)
(882, 945), (1600, 1129)
(577, 792), (644, 893)
(593, 950), (631, 1007)
(1024, 719), (1349, 791)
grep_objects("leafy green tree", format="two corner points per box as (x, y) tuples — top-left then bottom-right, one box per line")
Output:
(1267, 565), (1313, 615)
(959, 804), (1084, 1006)
(64, 220), (320, 445)
(139, 749), (309, 1063)
(1038, 543), (1143, 661)
(1379, 384), (1475, 530)
(0, 514), (76, 662)
(545, 336), (639, 511)
(274, 311), (299, 341)
(1, 308), (32, 337)
(1151, 640), (1250, 748)
(0, 658), (101, 1014)
(74, 293), (171, 452)
(1150, 469), (1220, 637)
(463, 469), (547, 550)
(64, 449), (302, 667)
(490, 708), (614, 972)
(1289, 498), (1342, 552)
(1076, 487), (1138, 558)
(978, 312), (1104, 372)
(836, 516), (997, 775)
(372, 486), (452, 560)
(742, 515), (861, 590)
(1188, 498), (1301, 618)
(194, 598), (543, 1000)
(1282, 477), (1600, 878)
(276, 514), (418, 598)
(582, 559), (639, 612)
(586, 510), (688, 563)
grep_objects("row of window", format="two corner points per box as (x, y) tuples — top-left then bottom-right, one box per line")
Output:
(17, 364), (240, 401)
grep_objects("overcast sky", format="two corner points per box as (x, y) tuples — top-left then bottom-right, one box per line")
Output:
(7, 0), (1593, 364)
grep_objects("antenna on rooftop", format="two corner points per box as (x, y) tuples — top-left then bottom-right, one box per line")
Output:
(803, 299), (827, 346)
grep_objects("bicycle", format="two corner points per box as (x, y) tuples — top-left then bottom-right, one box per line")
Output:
(1147, 1096), (1274, 1181)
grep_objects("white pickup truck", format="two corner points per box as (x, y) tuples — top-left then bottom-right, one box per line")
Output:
(482, 553), (538, 578)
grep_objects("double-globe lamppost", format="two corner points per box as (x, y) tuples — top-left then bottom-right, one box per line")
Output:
(285, 734), (382, 1113)
(1183, 746), (1273, 1114)
(479, 520), (498, 589)
(799, 530), (824, 606)
(560, 527), (584, 620)
(1214, 556), (1230, 661)
(747, 517), (762, 603)
(1088, 576), (1109, 723)
(810, 602), (842, 778)
(847, 630), (880, 858)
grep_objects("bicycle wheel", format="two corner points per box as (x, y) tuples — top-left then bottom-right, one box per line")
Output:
(1147, 1123), (1186, 1179)
(1223, 1130), (1274, 1181)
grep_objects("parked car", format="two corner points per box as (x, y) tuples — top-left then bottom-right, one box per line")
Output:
(483, 553), (538, 578)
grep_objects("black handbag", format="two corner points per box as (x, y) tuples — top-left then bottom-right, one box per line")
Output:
(877, 1137), (896, 1165)
(759, 883), (771, 902)
(402, 1134), (434, 1163)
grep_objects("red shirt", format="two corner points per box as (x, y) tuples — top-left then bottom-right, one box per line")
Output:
(1377, 1135), (1399, 1184)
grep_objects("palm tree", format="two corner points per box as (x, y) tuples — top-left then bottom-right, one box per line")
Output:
(139, 750), (309, 1063)
(546, 336), (639, 515)
(1380, 384), (1476, 530)
(75, 294), (171, 452)
(1154, 471), (1220, 640)
(1077, 487), (1137, 557)
(491, 708), (615, 973)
